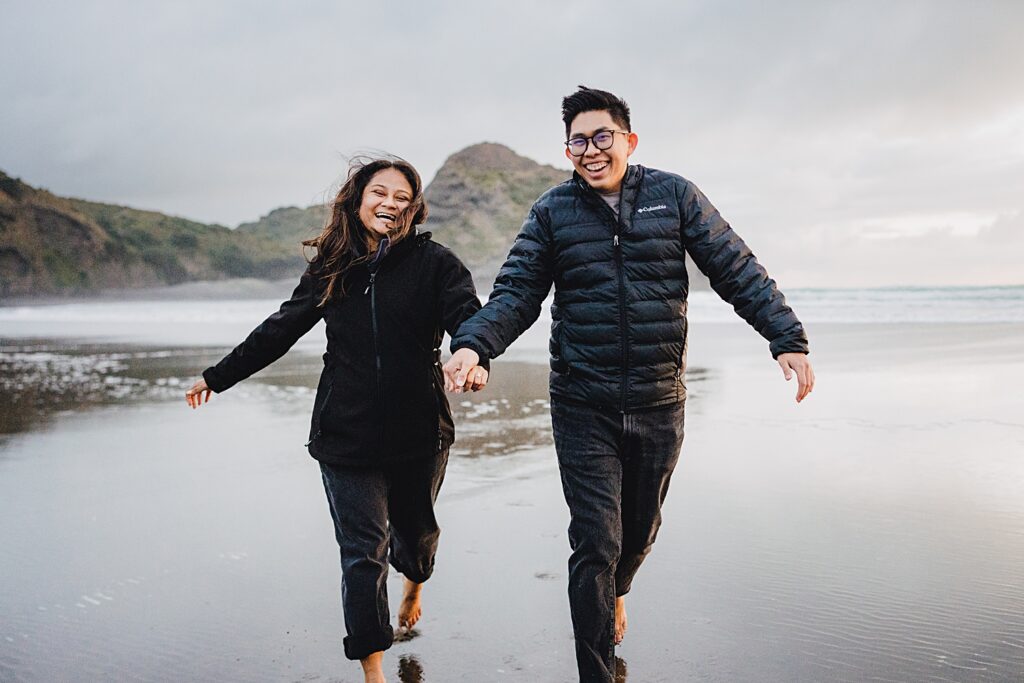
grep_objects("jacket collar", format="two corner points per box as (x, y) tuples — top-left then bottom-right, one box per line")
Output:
(573, 165), (645, 224)
(352, 228), (428, 257)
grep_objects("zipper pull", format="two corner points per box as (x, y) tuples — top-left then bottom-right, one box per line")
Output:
(364, 273), (375, 295)
(613, 234), (620, 247)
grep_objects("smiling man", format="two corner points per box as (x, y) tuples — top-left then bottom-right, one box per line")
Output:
(444, 85), (814, 683)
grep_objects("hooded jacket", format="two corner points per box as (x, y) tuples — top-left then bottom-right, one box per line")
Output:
(203, 231), (484, 466)
(451, 165), (808, 412)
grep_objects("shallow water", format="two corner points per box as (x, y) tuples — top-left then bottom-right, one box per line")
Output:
(2, 313), (1024, 681)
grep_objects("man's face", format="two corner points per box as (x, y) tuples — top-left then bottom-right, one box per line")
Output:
(564, 110), (638, 194)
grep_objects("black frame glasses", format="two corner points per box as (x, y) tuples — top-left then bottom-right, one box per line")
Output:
(564, 130), (629, 157)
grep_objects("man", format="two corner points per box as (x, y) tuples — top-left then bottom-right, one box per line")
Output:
(444, 86), (814, 683)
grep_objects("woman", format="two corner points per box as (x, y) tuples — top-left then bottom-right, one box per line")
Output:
(185, 156), (487, 683)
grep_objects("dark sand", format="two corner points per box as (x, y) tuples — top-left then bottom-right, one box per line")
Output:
(2, 323), (1024, 681)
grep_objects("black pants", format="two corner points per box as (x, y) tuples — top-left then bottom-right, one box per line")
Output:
(320, 450), (448, 661)
(551, 400), (685, 683)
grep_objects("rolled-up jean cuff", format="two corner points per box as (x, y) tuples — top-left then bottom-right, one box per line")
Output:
(391, 558), (433, 585)
(343, 626), (394, 661)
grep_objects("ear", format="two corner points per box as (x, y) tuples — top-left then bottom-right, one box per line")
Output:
(626, 132), (639, 157)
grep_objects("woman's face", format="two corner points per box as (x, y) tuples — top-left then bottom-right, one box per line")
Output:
(358, 167), (414, 240)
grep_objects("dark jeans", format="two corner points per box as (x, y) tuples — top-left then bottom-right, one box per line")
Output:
(551, 399), (686, 683)
(320, 450), (448, 661)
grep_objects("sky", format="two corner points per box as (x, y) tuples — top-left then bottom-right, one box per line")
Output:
(2, 0), (1022, 287)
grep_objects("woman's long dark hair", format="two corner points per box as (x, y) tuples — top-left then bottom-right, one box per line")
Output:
(303, 155), (427, 306)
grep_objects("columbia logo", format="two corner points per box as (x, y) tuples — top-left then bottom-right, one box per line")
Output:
(636, 204), (668, 214)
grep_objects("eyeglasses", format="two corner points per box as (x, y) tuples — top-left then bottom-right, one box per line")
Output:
(564, 130), (629, 157)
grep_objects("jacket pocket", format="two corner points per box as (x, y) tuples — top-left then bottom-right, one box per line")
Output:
(549, 320), (571, 375)
(306, 379), (334, 446)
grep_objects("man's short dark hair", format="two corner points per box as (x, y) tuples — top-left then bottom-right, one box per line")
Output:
(561, 86), (631, 137)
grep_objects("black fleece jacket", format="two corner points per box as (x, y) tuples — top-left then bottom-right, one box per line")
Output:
(203, 231), (485, 466)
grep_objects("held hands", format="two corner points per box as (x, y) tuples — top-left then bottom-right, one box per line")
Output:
(777, 352), (815, 403)
(443, 348), (488, 393)
(185, 378), (213, 409)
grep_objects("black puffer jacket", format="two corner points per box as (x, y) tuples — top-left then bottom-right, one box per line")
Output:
(203, 231), (484, 466)
(451, 165), (808, 411)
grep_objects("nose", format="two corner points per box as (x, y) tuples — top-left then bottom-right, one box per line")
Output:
(583, 138), (601, 156)
(382, 194), (399, 208)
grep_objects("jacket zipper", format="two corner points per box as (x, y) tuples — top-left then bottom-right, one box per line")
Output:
(367, 272), (383, 405)
(613, 228), (628, 412)
(365, 238), (389, 412)
(582, 181), (631, 412)
(363, 237), (392, 450)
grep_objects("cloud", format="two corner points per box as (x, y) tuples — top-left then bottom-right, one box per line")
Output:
(1, 0), (1022, 285)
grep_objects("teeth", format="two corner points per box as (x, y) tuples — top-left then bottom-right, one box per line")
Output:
(585, 162), (608, 172)
(375, 213), (395, 220)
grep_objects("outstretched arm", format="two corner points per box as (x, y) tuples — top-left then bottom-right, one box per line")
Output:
(436, 248), (489, 392)
(679, 180), (814, 401)
(185, 265), (324, 407)
(445, 206), (555, 391)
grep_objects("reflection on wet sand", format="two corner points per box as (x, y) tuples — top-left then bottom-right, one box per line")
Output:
(615, 656), (628, 682)
(0, 342), (548, 452)
(2, 339), (712, 453)
(387, 653), (626, 682)
(397, 654), (424, 683)
(393, 627), (419, 643)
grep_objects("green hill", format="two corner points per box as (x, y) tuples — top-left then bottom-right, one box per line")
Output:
(0, 172), (312, 297)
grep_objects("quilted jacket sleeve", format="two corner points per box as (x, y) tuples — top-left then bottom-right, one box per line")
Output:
(436, 246), (489, 371)
(678, 180), (809, 358)
(202, 265), (325, 392)
(450, 206), (554, 360)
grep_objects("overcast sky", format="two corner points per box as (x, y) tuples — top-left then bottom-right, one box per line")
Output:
(2, 0), (1022, 287)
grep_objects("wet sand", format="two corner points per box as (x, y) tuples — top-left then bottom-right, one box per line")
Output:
(2, 322), (1024, 681)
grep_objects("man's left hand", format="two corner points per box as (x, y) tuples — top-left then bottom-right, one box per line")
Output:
(777, 353), (815, 403)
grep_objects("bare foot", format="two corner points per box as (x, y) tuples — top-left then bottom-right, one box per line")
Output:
(360, 651), (386, 683)
(398, 578), (423, 631)
(614, 595), (627, 645)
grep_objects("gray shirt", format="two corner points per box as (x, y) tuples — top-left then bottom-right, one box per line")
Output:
(599, 191), (621, 217)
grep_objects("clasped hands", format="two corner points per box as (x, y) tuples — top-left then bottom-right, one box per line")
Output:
(443, 348), (487, 393)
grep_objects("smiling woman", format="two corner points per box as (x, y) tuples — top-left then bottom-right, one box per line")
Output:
(358, 168), (414, 243)
(181, 155), (488, 683)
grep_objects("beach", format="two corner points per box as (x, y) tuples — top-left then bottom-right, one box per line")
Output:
(2, 291), (1024, 682)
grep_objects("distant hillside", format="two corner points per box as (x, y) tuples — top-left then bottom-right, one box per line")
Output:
(1, 144), (708, 298)
(0, 171), (310, 297)
(423, 143), (570, 281)
(235, 204), (327, 253)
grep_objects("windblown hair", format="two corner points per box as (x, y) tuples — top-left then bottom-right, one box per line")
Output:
(303, 155), (427, 306)
(561, 85), (632, 137)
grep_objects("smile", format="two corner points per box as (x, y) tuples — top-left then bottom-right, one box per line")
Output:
(374, 212), (396, 221)
(584, 162), (608, 173)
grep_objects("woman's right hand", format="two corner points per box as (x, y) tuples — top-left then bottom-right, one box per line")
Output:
(185, 378), (213, 409)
